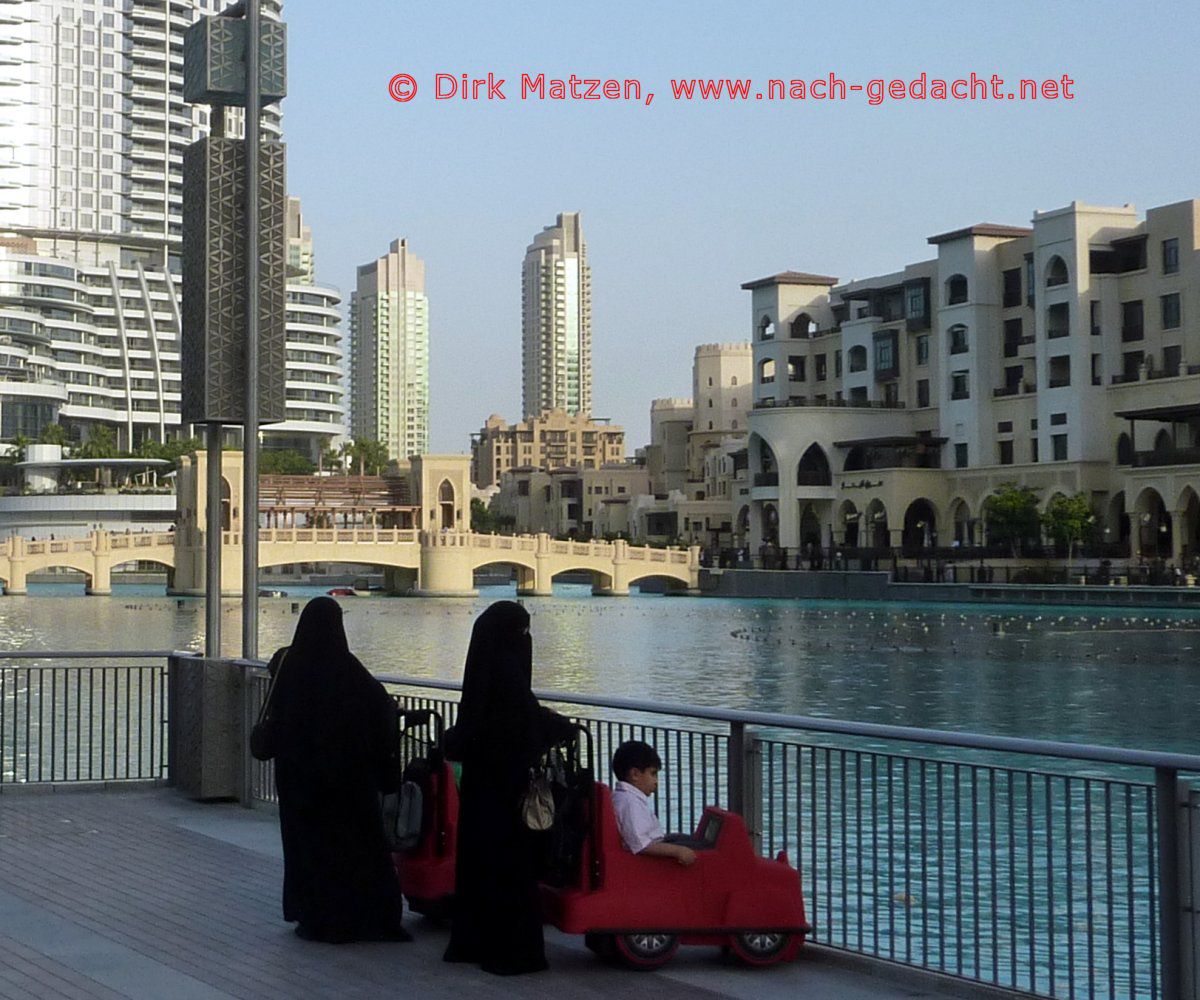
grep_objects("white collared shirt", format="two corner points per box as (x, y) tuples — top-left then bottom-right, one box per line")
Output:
(612, 780), (664, 854)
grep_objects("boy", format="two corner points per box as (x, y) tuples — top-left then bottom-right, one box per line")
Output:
(610, 740), (696, 866)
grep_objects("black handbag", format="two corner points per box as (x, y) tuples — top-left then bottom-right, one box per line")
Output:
(249, 650), (287, 761)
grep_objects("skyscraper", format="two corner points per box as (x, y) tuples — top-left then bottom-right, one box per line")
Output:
(0, 1), (345, 460)
(349, 238), (429, 460)
(522, 211), (591, 420)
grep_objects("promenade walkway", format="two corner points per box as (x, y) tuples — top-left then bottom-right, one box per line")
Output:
(0, 789), (972, 1000)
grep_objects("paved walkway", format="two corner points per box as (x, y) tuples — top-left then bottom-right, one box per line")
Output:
(0, 788), (974, 999)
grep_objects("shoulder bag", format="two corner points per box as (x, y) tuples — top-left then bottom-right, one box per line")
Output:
(249, 649), (288, 761)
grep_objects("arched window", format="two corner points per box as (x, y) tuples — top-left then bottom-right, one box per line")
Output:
(759, 358), (776, 384)
(731, 376), (738, 386)
(1046, 255), (1069, 287)
(732, 420), (738, 430)
(707, 377), (713, 386)
(708, 398), (713, 407)
(797, 444), (832, 486)
(758, 315), (776, 341)
(790, 312), (817, 339)
(946, 274), (968, 305)
(848, 345), (867, 372)
(731, 398), (737, 408)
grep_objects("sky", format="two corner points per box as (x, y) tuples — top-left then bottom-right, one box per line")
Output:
(279, 0), (1200, 454)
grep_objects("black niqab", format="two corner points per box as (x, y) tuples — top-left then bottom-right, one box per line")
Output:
(270, 596), (407, 943)
(444, 601), (577, 975)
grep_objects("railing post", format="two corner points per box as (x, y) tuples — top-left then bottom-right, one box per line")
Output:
(1157, 766), (1182, 1000)
(727, 721), (763, 853)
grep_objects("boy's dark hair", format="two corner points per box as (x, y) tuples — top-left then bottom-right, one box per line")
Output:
(611, 740), (662, 780)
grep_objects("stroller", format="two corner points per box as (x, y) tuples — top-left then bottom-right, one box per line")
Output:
(387, 708), (459, 919)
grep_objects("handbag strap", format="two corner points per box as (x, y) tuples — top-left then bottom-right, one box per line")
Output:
(256, 647), (289, 724)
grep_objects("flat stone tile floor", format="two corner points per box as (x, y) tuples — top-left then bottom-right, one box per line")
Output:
(0, 788), (972, 999)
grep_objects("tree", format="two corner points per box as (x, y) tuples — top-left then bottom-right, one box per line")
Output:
(39, 423), (68, 446)
(349, 437), (389, 477)
(78, 424), (118, 460)
(1042, 492), (1096, 563)
(260, 449), (316, 476)
(470, 497), (496, 533)
(983, 482), (1042, 557)
(7, 434), (30, 463)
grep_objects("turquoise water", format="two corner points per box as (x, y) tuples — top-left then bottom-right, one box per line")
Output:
(8, 582), (1200, 754)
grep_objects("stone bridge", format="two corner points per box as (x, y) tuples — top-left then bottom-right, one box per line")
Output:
(0, 528), (700, 597)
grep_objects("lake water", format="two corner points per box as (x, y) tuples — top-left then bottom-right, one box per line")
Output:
(4, 582), (1198, 754)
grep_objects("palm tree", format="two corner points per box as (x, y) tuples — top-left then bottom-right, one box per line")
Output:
(8, 434), (30, 463)
(78, 424), (119, 483)
(39, 423), (68, 447)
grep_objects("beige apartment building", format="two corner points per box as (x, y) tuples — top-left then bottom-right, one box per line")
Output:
(744, 198), (1200, 566)
(633, 343), (752, 549)
(491, 462), (651, 539)
(470, 409), (624, 488)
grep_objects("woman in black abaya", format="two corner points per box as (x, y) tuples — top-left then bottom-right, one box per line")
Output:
(443, 600), (577, 975)
(268, 596), (410, 943)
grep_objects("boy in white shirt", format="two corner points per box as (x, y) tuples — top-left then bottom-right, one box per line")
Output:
(610, 741), (696, 866)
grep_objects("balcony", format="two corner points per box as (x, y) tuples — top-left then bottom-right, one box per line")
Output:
(754, 396), (906, 411)
(992, 385), (1021, 398)
(753, 472), (779, 487)
(1129, 447), (1200, 468)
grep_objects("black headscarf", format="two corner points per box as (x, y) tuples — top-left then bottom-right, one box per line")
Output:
(452, 601), (541, 764)
(274, 596), (376, 743)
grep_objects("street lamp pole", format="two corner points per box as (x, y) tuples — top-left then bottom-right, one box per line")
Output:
(242, 0), (260, 658)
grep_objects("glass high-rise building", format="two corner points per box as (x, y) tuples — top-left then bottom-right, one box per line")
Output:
(349, 238), (429, 461)
(0, 0), (345, 460)
(522, 211), (591, 420)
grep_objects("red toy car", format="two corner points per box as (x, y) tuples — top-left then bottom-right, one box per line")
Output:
(393, 725), (809, 969)
(541, 782), (809, 968)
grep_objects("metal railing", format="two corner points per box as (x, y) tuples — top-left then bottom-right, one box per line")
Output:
(0, 651), (171, 785)
(239, 669), (1200, 1000)
(8, 653), (1200, 998)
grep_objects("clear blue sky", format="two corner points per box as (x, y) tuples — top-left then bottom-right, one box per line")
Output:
(281, 0), (1200, 454)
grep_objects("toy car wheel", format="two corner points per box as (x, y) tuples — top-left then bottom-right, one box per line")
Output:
(613, 932), (679, 969)
(730, 930), (795, 966)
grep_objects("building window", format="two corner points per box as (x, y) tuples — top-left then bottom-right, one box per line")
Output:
(708, 377), (713, 386)
(954, 443), (968, 468)
(815, 354), (827, 381)
(1048, 355), (1071, 388)
(1003, 318), (1023, 357)
(848, 345), (867, 373)
(759, 358), (776, 384)
(998, 440), (1014, 465)
(949, 324), (969, 354)
(1046, 255), (1069, 287)
(787, 356), (805, 381)
(1091, 353), (1103, 385)
(1123, 350), (1145, 379)
(951, 370), (969, 400)
(1025, 256), (1035, 306)
(1090, 300), (1101, 336)
(1030, 438), (1039, 463)
(916, 379), (930, 408)
(1046, 302), (1070, 338)
(1163, 344), (1182, 376)
(874, 335), (896, 374)
(758, 315), (775, 341)
(1051, 434), (1068, 461)
(1050, 412), (1067, 426)
(946, 274), (968, 305)
(916, 334), (929, 365)
(1163, 237), (1180, 274)
(998, 421), (1013, 433)
(834, 350), (842, 377)
(1003, 365), (1023, 392)
(906, 283), (926, 319)
(1161, 292), (1181, 330)
(1121, 300), (1144, 341)
(1002, 268), (1022, 307)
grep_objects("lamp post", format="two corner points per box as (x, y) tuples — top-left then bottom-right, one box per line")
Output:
(242, 0), (261, 659)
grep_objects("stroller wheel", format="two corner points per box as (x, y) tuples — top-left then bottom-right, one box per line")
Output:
(613, 932), (679, 969)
